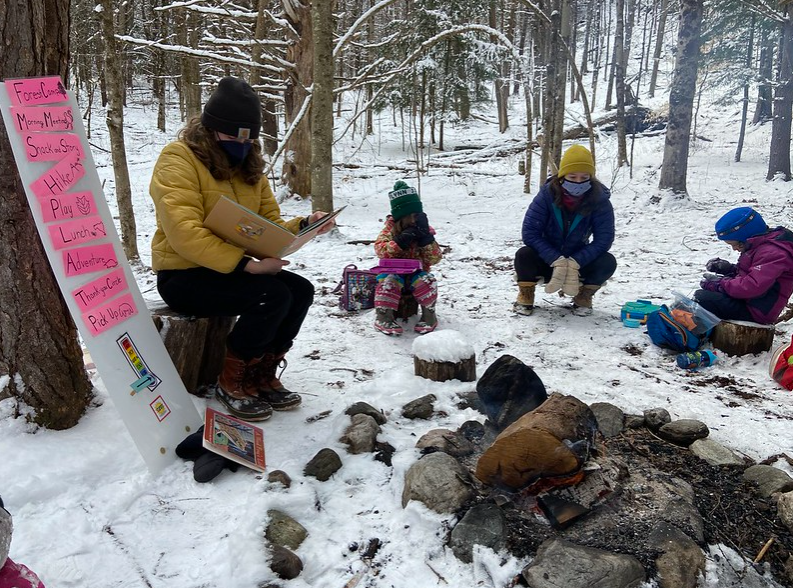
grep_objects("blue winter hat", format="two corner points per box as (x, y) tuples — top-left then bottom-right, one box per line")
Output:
(715, 207), (768, 242)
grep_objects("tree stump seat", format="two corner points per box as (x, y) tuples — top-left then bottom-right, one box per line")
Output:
(149, 302), (235, 395)
(711, 319), (775, 357)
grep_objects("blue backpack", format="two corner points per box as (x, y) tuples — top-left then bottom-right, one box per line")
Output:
(645, 305), (707, 352)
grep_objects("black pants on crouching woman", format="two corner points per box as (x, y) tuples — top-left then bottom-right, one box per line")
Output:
(514, 246), (617, 286)
(157, 267), (314, 361)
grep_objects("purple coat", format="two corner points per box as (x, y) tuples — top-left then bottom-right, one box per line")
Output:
(720, 227), (793, 323)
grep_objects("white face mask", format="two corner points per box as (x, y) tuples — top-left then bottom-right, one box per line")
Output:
(0, 505), (11, 567)
(561, 179), (592, 197)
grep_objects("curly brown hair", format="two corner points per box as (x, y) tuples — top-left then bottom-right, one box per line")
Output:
(178, 116), (265, 185)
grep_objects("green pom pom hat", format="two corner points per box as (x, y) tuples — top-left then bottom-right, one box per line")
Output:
(388, 180), (423, 220)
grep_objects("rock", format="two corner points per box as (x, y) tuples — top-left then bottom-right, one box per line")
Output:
(657, 419), (709, 446)
(785, 555), (793, 584)
(450, 503), (506, 563)
(476, 355), (548, 431)
(659, 497), (704, 543)
(458, 420), (487, 444)
(522, 538), (645, 588)
(374, 441), (395, 466)
(689, 438), (744, 467)
(269, 544), (303, 579)
(304, 448), (342, 481)
(647, 522), (705, 588)
(401, 394), (436, 420)
(743, 465), (793, 498)
(416, 429), (475, 457)
(590, 402), (624, 438)
(643, 408), (671, 431)
(267, 470), (292, 488)
(265, 510), (307, 550)
(345, 401), (387, 425)
(777, 491), (793, 533)
(624, 414), (645, 429)
(402, 452), (474, 513)
(340, 413), (381, 454)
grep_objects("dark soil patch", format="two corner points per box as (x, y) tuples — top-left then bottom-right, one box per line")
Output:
(492, 428), (792, 586)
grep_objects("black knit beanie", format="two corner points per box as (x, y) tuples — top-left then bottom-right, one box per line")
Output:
(201, 77), (261, 140)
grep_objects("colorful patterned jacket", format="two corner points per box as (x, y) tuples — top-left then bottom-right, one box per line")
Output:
(0, 559), (45, 588)
(374, 216), (442, 272)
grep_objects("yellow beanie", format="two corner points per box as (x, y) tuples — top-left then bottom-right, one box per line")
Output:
(558, 144), (595, 178)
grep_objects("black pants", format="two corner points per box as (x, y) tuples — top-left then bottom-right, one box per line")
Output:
(693, 289), (754, 322)
(514, 246), (617, 286)
(157, 267), (314, 361)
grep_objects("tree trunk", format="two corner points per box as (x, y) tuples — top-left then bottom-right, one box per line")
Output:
(310, 0), (334, 212)
(283, 0), (314, 198)
(252, 0), (279, 156)
(615, 0), (628, 165)
(753, 29), (774, 124)
(99, 0), (138, 261)
(658, 0), (703, 195)
(735, 17), (755, 163)
(492, 0), (509, 133)
(649, 0), (669, 97)
(475, 393), (597, 490)
(0, 0), (92, 428)
(767, 11), (793, 181)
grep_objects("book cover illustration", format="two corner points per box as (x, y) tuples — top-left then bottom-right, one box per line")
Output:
(202, 407), (266, 472)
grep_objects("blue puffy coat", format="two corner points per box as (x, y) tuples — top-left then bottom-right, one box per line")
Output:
(521, 179), (615, 268)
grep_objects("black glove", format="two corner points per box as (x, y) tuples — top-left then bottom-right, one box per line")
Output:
(705, 257), (736, 276)
(395, 227), (420, 250)
(416, 229), (435, 247)
(414, 212), (430, 232)
(413, 213), (435, 246)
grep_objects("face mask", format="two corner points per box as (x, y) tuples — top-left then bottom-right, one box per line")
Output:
(561, 179), (591, 197)
(218, 140), (252, 166)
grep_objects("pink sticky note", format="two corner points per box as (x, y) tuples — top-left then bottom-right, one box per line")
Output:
(63, 243), (118, 277)
(4, 77), (68, 106)
(71, 268), (128, 312)
(81, 292), (138, 336)
(22, 132), (83, 161)
(30, 152), (84, 197)
(47, 215), (106, 250)
(9, 105), (75, 132)
(40, 191), (96, 223)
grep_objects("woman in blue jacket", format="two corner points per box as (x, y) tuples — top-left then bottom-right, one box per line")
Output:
(514, 144), (616, 316)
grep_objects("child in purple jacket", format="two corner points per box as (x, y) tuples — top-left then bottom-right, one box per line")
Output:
(0, 497), (45, 588)
(696, 207), (793, 324)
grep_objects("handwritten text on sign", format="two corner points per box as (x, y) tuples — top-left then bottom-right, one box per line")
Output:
(82, 292), (138, 336)
(63, 243), (118, 277)
(9, 106), (74, 132)
(40, 191), (96, 223)
(30, 152), (84, 198)
(4, 77), (68, 106)
(22, 132), (84, 162)
(47, 215), (106, 250)
(71, 268), (128, 312)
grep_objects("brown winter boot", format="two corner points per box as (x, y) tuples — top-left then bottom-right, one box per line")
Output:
(250, 352), (302, 410)
(216, 352), (273, 421)
(572, 285), (600, 316)
(513, 281), (536, 315)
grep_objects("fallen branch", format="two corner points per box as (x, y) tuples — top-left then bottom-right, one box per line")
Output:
(753, 536), (775, 563)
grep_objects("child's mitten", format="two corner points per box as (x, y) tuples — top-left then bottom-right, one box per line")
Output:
(562, 258), (581, 296)
(545, 257), (568, 293)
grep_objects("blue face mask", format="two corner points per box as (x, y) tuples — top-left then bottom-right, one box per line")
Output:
(218, 140), (252, 166)
(561, 179), (591, 197)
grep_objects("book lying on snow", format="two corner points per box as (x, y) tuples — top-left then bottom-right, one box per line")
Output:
(203, 407), (266, 472)
(204, 195), (345, 259)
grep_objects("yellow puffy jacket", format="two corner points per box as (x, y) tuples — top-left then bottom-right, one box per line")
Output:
(149, 141), (304, 273)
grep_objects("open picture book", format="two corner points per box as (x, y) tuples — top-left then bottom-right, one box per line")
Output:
(202, 407), (266, 472)
(204, 195), (344, 259)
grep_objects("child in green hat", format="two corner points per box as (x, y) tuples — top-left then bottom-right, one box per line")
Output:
(373, 181), (443, 335)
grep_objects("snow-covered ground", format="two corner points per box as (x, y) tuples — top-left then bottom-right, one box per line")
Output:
(1, 77), (792, 588)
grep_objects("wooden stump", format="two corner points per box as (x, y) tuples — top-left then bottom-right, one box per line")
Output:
(150, 304), (235, 395)
(397, 293), (418, 319)
(414, 354), (476, 382)
(475, 393), (597, 490)
(711, 320), (775, 357)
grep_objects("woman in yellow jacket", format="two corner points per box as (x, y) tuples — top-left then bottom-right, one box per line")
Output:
(150, 77), (334, 422)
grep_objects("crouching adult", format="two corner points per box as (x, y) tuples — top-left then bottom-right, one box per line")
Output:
(695, 207), (793, 324)
(514, 144), (616, 316)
